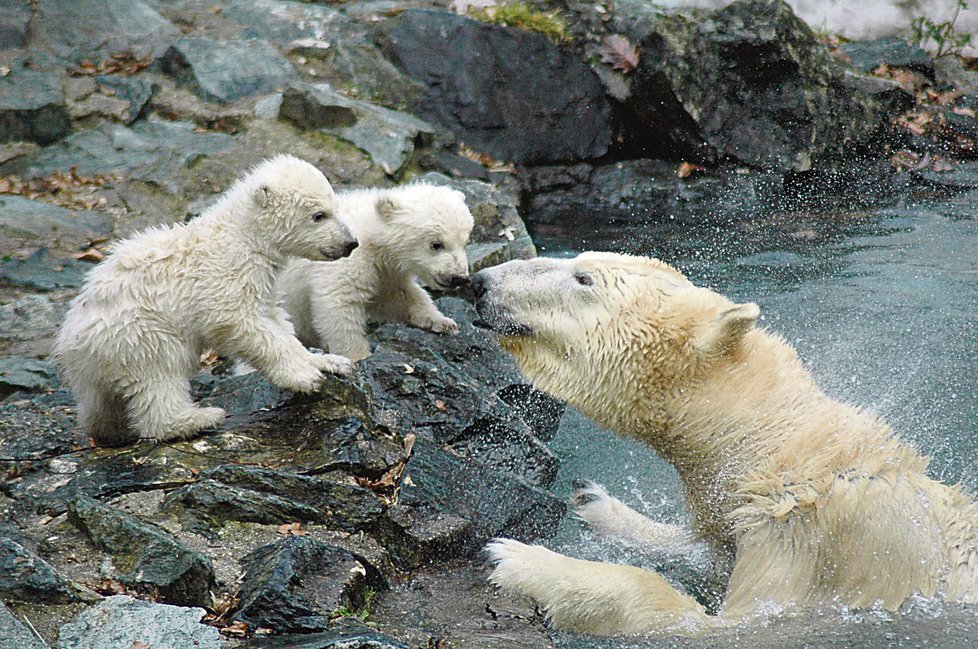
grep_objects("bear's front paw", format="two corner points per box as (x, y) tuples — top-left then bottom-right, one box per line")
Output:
(309, 352), (355, 377)
(570, 479), (620, 530)
(270, 363), (323, 393)
(424, 314), (459, 335)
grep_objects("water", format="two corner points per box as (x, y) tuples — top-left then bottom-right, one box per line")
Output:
(531, 190), (978, 647)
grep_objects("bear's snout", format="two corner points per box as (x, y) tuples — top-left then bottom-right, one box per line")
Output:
(342, 239), (359, 257)
(449, 275), (470, 289)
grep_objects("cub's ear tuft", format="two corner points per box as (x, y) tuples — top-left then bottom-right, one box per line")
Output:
(696, 302), (760, 355)
(376, 195), (399, 220)
(254, 185), (272, 208)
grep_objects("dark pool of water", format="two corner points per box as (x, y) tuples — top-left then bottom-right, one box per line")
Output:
(532, 189), (978, 648)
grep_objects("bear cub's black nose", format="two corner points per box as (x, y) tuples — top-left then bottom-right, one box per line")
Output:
(449, 275), (470, 289)
(343, 240), (359, 256)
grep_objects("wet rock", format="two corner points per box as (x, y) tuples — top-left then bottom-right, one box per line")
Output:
(244, 622), (410, 649)
(382, 9), (612, 165)
(496, 384), (564, 443)
(0, 603), (47, 649)
(0, 63), (71, 145)
(67, 495), (216, 607)
(0, 117), (234, 188)
(58, 595), (220, 649)
(0, 294), (67, 357)
(194, 370), (289, 419)
(391, 438), (564, 548)
(0, 357), (58, 399)
(306, 416), (406, 479)
(523, 159), (781, 229)
(414, 172), (536, 267)
(278, 83), (438, 176)
(162, 464), (383, 535)
(618, 0), (889, 170)
(0, 249), (89, 292)
(231, 534), (384, 634)
(160, 36), (295, 104)
(33, 0), (179, 64)
(0, 393), (80, 476)
(840, 37), (933, 78)
(0, 537), (87, 604)
(94, 76), (154, 124)
(0, 2), (31, 50)
(840, 71), (915, 120)
(373, 502), (472, 569)
(448, 418), (558, 487)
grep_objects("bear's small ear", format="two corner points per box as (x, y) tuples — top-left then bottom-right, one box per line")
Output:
(695, 302), (760, 355)
(254, 185), (272, 208)
(376, 196), (398, 220)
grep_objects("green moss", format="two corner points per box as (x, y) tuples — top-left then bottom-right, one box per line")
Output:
(471, 3), (568, 43)
(332, 586), (377, 622)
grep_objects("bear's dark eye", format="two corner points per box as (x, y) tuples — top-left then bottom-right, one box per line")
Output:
(431, 241), (444, 251)
(312, 211), (328, 222)
(575, 273), (594, 287)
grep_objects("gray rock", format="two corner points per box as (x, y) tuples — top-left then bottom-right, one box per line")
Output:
(0, 117), (234, 189)
(0, 537), (85, 604)
(58, 595), (220, 649)
(0, 195), (111, 258)
(0, 1), (31, 50)
(68, 495), (216, 607)
(278, 83), (438, 175)
(0, 603), (47, 649)
(94, 75), (155, 124)
(231, 534), (384, 634)
(246, 622), (410, 649)
(0, 249), (89, 291)
(620, 0), (890, 171)
(0, 63), (71, 145)
(372, 503), (472, 569)
(413, 172), (536, 266)
(0, 357), (58, 398)
(34, 0), (179, 63)
(160, 36), (295, 104)
(382, 9), (612, 165)
(0, 295), (68, 356)
(841, 37), (933, 77)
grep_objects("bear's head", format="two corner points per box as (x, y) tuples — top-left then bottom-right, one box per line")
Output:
(471, 252), (759, 432)
(371, 185), (474, 291)
(245, 155), (358, 262)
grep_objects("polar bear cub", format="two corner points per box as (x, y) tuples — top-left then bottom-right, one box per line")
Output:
(54, 155), (359, 446)
(472, 252), (978, 636)
(277, 183), (474, 361)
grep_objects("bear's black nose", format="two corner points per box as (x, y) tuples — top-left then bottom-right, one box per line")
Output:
(471, 271), (487, 299)
(449, 275), (470, 289)
(342, 240), (359, 257)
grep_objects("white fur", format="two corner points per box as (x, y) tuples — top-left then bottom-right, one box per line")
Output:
(477, 253), (978, 636)
(54, 155), (358, 445)
(277, 184), (474, 361)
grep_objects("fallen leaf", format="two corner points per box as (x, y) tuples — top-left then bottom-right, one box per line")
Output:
(129, 642), (151, 649)
(220, 620), (249, 638)
(498, 226), (516, 241)
(277, 522), (308, 536)
(73, 248), (105, 263)
(402, 363), (415, 374)
(597, 34), (639, 73)
(435, 399), (447, 411)
(953, 106), (977, 118)
(0, 66), (9, 77)
(676, 162), (706, 178)
(403, 432), (416, 457)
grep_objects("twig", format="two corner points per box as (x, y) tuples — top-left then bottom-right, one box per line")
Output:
(20, 613), (50, 648)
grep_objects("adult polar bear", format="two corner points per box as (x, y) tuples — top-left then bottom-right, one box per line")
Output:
(55, 155), (358, 445)
(472, 252), (978, 636)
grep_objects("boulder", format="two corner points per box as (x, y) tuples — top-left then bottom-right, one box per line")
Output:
(617, 0), (891, 171)
(278, 83), (438, 176)
(58, 595), (220, 649)
(0, 357), (58, 399)
(0, 1), (31, 50)
(93, 76), (155, 124)
(67, 495), (216, 607)
(382, 9), (613, 165)
(34, 0), (179, 63)
(245, 622), (410, 649)
(0, 603), (48, 649)
(160, 36), (295, 104)
(840, 37), (933, 78)
(0, 537), (86, 604)
(0, 294), (68, 357)
(230, 534), (384, 634)
(0, 63), (71, 145)
(0, 195), (111, 259)
(0, 249), (89, 292)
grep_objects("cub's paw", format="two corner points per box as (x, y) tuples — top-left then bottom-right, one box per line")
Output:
(309, 352), (355, 377)
(270, 363), (323, 393)
(422, 314), (459, 335)
(147, 407), (227, 442)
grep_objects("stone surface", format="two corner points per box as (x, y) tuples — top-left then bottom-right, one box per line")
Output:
(0, 537), (84, 604)
(0, 63), (71, 145)
(94, 76), (155, 124)
(67, 495), (216, 606)
(0, 249), (89, 292)
(58, 595), (220, 649)
(0, 117), (234, 188)
(160, 36), (295, 104)
(382, 9), (613, 165)
(0, 357), (58, 399)
(0, 1), (31, 50)
(34, 0), (179, 63)
(0, 603), (47, 649)
(619, 0), (890, 170)
(231, 534), (384, 634)
(244, 623), (410, 649)
(0, 295), (68, 357)
(0, 195), (111, 258)
(841, 37), (933, 77)
(278, 83), (438, 175)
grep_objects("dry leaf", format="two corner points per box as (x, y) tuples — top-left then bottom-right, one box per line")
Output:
(220, 620), (249, 637)
(676, 162), (706, 178)
(277, 522), (308, 536)
(0, 66), (10, 77)
(597, 34), (639, 74)
(402, 363), (415, 374)
(953, 106), (977, 118)
(403, 432), (417, 457)
(435, 399), (447, 412)
(129, 642), (151, 649)
(73, 248), (105, 263)
(69, 51), (152, 77)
